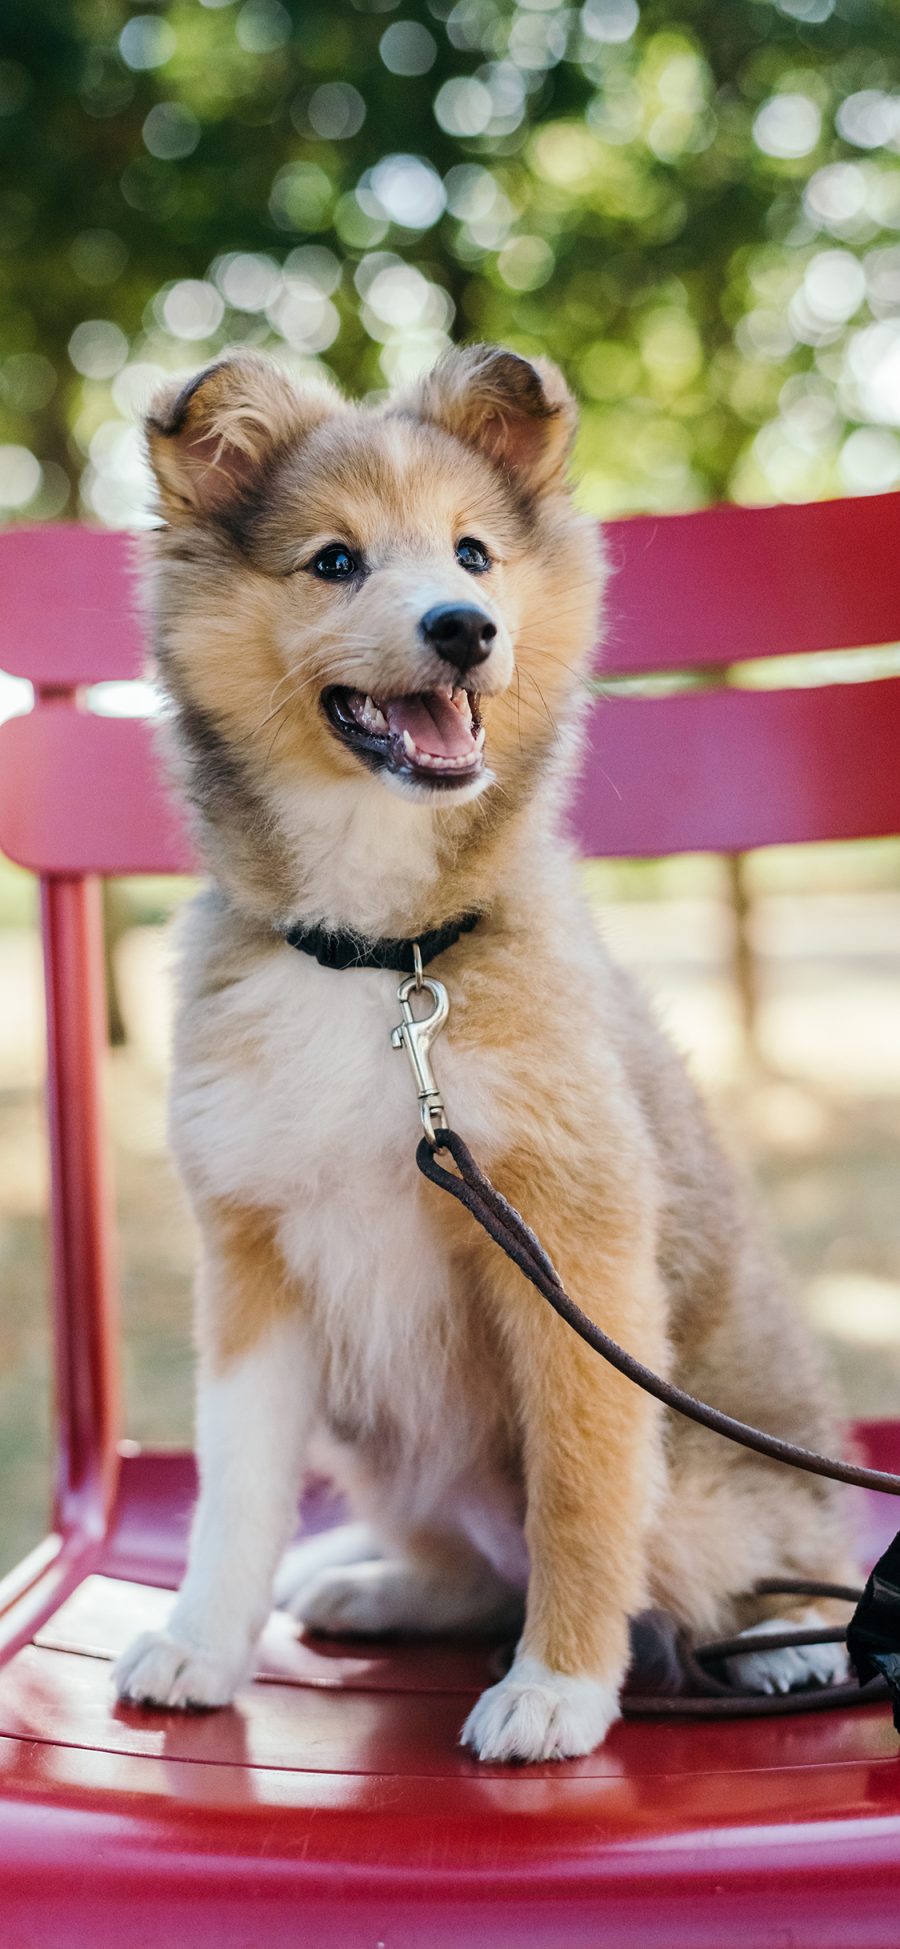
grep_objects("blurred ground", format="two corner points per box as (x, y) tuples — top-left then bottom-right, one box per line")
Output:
(0, 856), (898, 1576)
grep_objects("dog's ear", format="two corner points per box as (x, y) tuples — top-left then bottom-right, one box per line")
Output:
(402, 344), (578, 493)
(146, 353), (338, 517)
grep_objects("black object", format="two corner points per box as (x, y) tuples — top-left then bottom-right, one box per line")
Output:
(283, 909), (481, 975)
(847, 1531), (900, 1731)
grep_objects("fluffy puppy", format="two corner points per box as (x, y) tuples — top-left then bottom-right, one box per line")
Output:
(115, 345), (852, 1760)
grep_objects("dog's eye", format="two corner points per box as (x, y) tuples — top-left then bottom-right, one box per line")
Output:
(312, 543), (359, 579)
(456, 537), (491, 574)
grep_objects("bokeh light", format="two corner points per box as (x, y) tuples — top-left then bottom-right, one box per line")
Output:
(235, 0), (293, 55)
(753, 93), (822, 161)
(118, 15), (175, 71)
(0, 0), (899, 526)
(307, 83), (366, 141)
(158, 281), (226, 342)
(380, 22), (437, 77)
(0, 446), (41, 510)
(68, 321), (129, 380)
(368, 155), (446, 230)
(142, 102), (201, 160)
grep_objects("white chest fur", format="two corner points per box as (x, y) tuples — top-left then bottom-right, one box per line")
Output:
(171, 943), (515, 1505)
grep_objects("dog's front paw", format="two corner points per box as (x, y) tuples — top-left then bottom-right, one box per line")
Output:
(460, 1655), (620, 1763)
(113, 1629), (246, 1710)
(726, 1614), (849, 1696)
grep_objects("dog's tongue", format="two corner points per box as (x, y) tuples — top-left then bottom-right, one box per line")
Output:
(384, 691), (475, 761)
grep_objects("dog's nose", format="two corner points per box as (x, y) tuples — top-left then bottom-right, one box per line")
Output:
(419, 603), (497, 674)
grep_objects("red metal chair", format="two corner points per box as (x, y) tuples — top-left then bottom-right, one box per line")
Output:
(0, 499), (898, 1947)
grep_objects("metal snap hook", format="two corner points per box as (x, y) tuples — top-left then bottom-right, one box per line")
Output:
(390, 973), (450, 1145)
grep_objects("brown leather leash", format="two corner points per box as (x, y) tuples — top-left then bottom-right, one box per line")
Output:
(416, 1126), (900, 1722)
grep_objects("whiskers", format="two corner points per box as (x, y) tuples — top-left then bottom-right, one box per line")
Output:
(519, 665), (560, 744)
(241, 630), (380, 758)
(502, 654), (574, 753)
(251, 668), (321, 743)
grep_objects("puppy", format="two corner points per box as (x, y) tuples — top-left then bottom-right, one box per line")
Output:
(115, 345), (852, 1760)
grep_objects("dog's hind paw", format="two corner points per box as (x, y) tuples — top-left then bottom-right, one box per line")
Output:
(274, 1523), (382, 1618)
(460, 1655), (620, 1763)
(294, 1557), (521, 1637)
(295, 1562), (418, 1635)
(726, 1614), (849, 1696)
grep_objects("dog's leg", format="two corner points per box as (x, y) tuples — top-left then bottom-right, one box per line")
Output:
(116, 1210), (310, 1710)
(461, 1196), (666, 1763)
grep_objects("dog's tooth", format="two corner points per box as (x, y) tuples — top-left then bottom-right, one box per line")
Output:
(402, 729), (417, 758)
(361, 694), (387, 733)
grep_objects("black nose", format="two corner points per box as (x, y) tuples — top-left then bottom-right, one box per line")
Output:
(419, 603), (496, 674)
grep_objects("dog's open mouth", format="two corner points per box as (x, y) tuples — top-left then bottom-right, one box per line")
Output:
(324, 685), (485, 789)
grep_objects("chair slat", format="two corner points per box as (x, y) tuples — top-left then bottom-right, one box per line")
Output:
(0, 526), (145, 684)
(3, 677), (898, 874)
(602, 491), (900, 674)
(0, 709), (193, 874)
(573, 675), (900, 856)
(1, 495), (898, 691)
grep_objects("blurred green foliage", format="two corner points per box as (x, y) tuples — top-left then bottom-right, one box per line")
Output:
(1, 0), (900, 525)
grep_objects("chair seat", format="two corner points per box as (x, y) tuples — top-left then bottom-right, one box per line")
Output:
(0, 1430), (899, 1948)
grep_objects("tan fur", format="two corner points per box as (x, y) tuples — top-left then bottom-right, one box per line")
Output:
(136, 344), (853, 1742)
(195, 1197), (302, 1369)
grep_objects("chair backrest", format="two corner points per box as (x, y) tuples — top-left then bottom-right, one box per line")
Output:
(1, 495), (899, 876)
(1, 497), (898, 1549)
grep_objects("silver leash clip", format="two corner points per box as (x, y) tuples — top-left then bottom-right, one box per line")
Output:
(391, 969), (449, 1147)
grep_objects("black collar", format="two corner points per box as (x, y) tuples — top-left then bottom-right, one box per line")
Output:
(283, 910), (482, 975)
